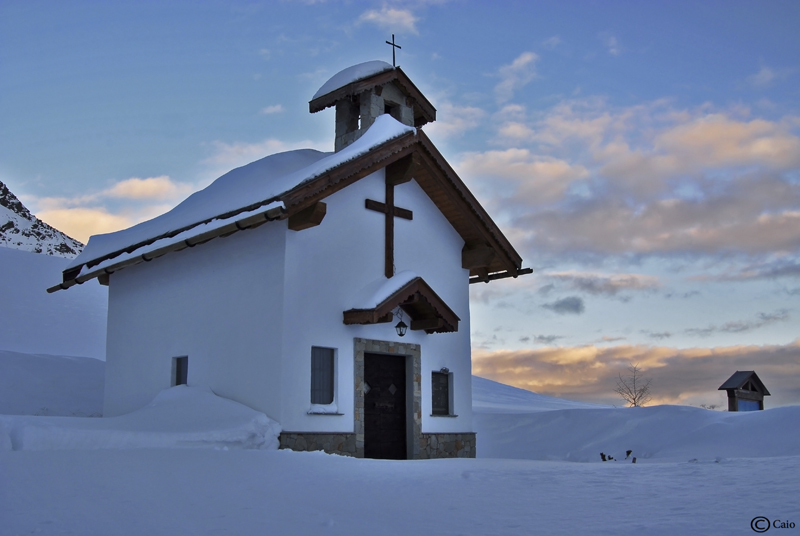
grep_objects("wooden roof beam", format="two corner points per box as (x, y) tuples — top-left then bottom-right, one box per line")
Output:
(462, 244), (496, 270)
(288, 201), (327, 231)
(386, 154), (418, 186)
(469, 267), (533, 284)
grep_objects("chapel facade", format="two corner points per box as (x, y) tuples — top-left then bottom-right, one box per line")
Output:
(50, 61), (530, 459)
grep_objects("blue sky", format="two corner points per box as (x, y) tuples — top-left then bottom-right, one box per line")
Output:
(2, 1), (799, 406)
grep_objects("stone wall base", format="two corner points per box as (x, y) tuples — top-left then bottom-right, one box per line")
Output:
(419, 432), (476, 459)
(280, 432), (359, 457)
(280, 431), (477, 459)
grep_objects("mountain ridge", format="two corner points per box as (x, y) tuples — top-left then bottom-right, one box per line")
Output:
(0, 181), (83, 258)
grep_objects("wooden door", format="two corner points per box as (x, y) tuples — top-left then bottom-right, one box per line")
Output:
(364, 353), (407, 459)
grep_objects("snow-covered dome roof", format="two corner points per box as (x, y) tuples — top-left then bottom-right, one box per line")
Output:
(312, 60), (393, 100)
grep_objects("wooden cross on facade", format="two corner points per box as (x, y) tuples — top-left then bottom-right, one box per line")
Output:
(365, 155), (416, 278)
(385, 34), (401, 67)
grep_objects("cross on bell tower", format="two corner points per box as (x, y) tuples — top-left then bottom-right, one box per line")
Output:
(385, 34), (401, 67)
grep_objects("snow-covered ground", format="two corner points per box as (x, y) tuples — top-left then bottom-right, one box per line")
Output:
(473, 376), (800, 462)
(1, 249), (799, 534)
(1, 353), (798, 535)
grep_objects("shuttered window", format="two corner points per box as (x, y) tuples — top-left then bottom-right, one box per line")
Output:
(311, 347), (335, 404)
(432, 371), (450, 416)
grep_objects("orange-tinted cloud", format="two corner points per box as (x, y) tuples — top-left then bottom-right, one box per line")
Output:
(473, 340), (800, 408)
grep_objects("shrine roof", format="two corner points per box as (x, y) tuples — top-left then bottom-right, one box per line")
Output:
(718, 371), (771, 395)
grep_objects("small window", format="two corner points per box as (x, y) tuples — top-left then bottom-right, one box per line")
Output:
(173, 356), (188, 386)
(311, 347), (335, 405)
(432, 371), (450, 416)
(384, 102), (402, 121)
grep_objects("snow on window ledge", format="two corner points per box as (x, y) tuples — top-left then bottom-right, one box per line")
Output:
(307, 403), (343, 415)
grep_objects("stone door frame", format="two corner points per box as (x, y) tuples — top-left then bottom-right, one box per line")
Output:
(354, 337), (421, 460)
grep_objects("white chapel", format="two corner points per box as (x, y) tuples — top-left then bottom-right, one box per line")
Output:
(50, 60), (530, 459)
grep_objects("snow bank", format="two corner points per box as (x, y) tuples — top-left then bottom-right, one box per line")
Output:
(0, 350), (104, 416)
(0, 385), (281, 451)
(472, 376), (610, 413)
(474, 394), (800, 462)
(70, 115), (415, 270)
(311, 60), (393, 100)
(0, 247), (107, 358)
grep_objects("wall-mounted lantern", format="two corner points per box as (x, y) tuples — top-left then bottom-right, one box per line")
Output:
(394, 308), (408, 337)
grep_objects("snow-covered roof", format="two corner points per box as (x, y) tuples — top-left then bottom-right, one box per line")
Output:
(312, 61), (393, 101)
(67, 115), (416, 272)
(308, 62), (437, 129)
(53, 99), (528, 292)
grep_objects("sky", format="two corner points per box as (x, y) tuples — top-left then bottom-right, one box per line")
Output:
(1, 0), (799, 407)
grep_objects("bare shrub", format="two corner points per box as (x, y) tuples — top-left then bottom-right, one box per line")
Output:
(614, 363), (652, 407)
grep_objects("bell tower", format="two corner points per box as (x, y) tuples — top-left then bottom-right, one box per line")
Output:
(309, 61), (437, 152)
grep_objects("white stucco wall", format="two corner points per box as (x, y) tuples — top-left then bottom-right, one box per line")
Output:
(104, 164), (474, 436)
(104, 223), (286, 418)
(281, 169), (472, 434)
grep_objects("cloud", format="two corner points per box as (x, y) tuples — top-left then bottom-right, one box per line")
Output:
(601, 34), (620, 56)
(105, 176), (193, 201)
(260, 105), (284, 115)
(464, 98), (800, 260)
(31, 175), (195, 242)
(36, 207), (138, 244)
(537, 284), (555, 295)
(542, 36), (562, 49)
(546, 271), (661, 296)
(472, 340), (800, 407)
(749, 66), (777, 88)
(458, 149), (589, 205)
(597, 336), (627, 343)
(747, 65), (792, 88)
(721, 260), (800, 281)
(495, 52), (539, 103)
(542, 296), (585, 315)
(535, 334), (564, 344)
(646, 331), (673, 340)
(357, 7), (419, 34)
(31, 134), (325, 243)
(654, 114), (800, 170)
(686, 310), (790, 337)
(424, 102), (485, 139)
(496, 121), (535, 142)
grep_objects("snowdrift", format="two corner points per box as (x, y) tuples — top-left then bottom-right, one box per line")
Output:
(0, 350), (104, 417)
(0, 247), (107, 359)
(472, 375), (610, 413)
(0, 385), (281, 451)
(473, 377), (800, 462)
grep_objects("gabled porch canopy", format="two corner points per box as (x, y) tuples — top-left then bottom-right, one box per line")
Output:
(343, 274), (459, 334)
